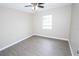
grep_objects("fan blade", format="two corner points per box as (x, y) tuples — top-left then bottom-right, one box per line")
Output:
(38, 3), (44, 5)
(38, 3), (44, 8)
(25, 5), (32, 7)
(38, 6), (44, 8)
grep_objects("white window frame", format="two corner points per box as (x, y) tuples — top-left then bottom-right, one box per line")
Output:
(42, 15), (52, 29)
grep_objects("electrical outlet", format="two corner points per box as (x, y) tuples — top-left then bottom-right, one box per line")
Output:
(77, 50), (79, 54)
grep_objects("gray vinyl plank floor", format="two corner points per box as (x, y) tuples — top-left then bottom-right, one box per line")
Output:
(0, 36), (72, 56)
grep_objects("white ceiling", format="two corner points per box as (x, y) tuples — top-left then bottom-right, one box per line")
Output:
(0, 3), (71, 13)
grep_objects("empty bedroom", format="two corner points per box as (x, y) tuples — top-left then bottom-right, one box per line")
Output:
(0, 2), (79, 56)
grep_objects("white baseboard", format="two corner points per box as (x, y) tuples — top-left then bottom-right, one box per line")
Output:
(0, 34), (73, 56)
(0, 35), (33, 52)
(34, 34), (68, 41)
(34, 34), (74, 55)
(68, 40), (74, 56)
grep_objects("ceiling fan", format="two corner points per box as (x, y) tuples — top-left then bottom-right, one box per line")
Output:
(25, 3), (44, 11)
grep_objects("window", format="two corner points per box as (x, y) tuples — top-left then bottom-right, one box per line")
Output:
(42, 15), (52, 29)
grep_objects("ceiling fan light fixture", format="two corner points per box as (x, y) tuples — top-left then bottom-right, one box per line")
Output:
(32, 6), (38, 11)
(25, 3), (44, 11)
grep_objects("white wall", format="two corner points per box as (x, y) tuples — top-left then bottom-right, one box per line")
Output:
(0, 4), (73, 52)
(33, 5), (71, 41)
(69, 4), (79, 56)
(0, 7), (33, 50)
